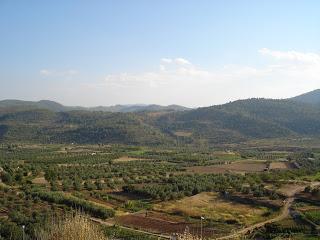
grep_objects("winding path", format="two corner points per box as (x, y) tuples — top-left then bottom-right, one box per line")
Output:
(215, 197), (293, 240)
(90, 181), (320, 240)
(214, 182), (320, 240)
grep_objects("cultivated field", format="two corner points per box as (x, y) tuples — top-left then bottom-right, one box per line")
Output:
(112, 192), (277, 238)
(276, 183), (308, 197)
(186, 161), (267, 174)
(1, 143), (320, 239)
(269, 161), (293, 170)
(153, 192), (272, 227)
(113, 156), (146, 162)
(174, 131), (193, 137)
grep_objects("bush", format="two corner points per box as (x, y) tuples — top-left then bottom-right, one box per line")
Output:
(35, 213), (107, 240)
(29, 190), (115, 219)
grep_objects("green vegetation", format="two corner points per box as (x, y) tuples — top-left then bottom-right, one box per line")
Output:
(1, 142), (320, 239)
(2, 95), (320, 145)
(304, 210), (320, 225)
(2, 94), (320, 239)
(29, 190), (115, 219)
(102, 226), (158, 240)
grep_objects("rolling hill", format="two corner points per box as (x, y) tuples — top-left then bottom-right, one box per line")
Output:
(1, 90), (320, 145)
(153, 98), (320, 144)
(290, 89), (320, 105)
(0, 100), (189, 113)
(0, 109), (171, 145)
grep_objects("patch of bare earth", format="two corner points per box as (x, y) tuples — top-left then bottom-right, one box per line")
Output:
(115, 212), (215, 237)
(32, 172), (49, 185)
(269, 162), (293, 170)
(32, 177), (49, 185)
(187, 162), (267, 174)
(154, 192), (271, 226)
(174, 131), (193, 137)
(277, 183), (308, 197)
(113, 156), (148, 162)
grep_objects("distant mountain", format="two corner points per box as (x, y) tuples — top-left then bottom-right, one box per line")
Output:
(0, 109), (171, 145)
(1, 90), (320, 145)
(0, 100), (190, 113)
(89, 104), (190, 112)
(290, 89), (320, 105)
(151, 97), (320, 144)
(0, 99), (74, 112)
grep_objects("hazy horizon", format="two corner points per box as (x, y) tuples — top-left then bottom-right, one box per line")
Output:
(0, 88), (318, 109)
(1, 1), (319, 107)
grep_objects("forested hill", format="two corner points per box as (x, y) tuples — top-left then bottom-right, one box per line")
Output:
(290, 89), (320, 105)
(1, 90), (320, 145)
(0, 100), (189, 113)
(0, 109), (170, 145)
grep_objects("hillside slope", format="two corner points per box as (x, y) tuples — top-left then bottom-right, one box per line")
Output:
(150, 98), (320, 144)
(0, 100), (189, 113)
(2, 91), (320, 145)
(290, 89), (320, 105)
(0, 109), (171, 145)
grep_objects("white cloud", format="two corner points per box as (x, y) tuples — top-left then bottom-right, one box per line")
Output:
(101, 58), (212, 89)
(259, 48), (320, 64)
(161, 57), (191, 65)
(161, 58), (173, 63)
(94, 49), (319, 106)
(175, 58), (191, 65)
(159, 65), (166, 71)
(54, 49), (320, 107)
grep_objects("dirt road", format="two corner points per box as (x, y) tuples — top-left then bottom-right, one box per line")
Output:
(215, 182), (319, 240)
(90, 181), (320, 240)
(215, 197), (293, 240)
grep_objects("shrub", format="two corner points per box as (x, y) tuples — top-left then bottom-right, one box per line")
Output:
(29, 190), (115, 219)
(35, 213), (108, 240)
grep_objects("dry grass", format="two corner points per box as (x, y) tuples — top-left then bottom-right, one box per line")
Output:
(276, 183), (308, 197)
(113, 156), (146, 162)
(154, 192), (269, 226)
(36, 213), (107, 240)
(174, 131), (193, 137)
(174, 229), (203, 240)
(269, 162), (292, 170)
(32, 177), (49, 185)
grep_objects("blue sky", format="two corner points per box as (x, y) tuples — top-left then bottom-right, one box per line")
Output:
(1, 1), (319, 107)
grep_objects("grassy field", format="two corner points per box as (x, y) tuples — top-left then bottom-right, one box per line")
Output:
(304, 171), (320, 181)
(304, 210), (320, 225)
(153, 192), (273, 226)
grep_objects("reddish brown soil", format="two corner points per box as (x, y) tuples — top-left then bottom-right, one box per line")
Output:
(269, 162), (293, 170)
(115, 213), (215, 237)
(187, 162), (267, 174)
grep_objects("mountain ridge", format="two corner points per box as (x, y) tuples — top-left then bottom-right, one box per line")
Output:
(0, 99), (190, 113)
(1, 89), (320, 145)
(290, 89), (320, 105)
